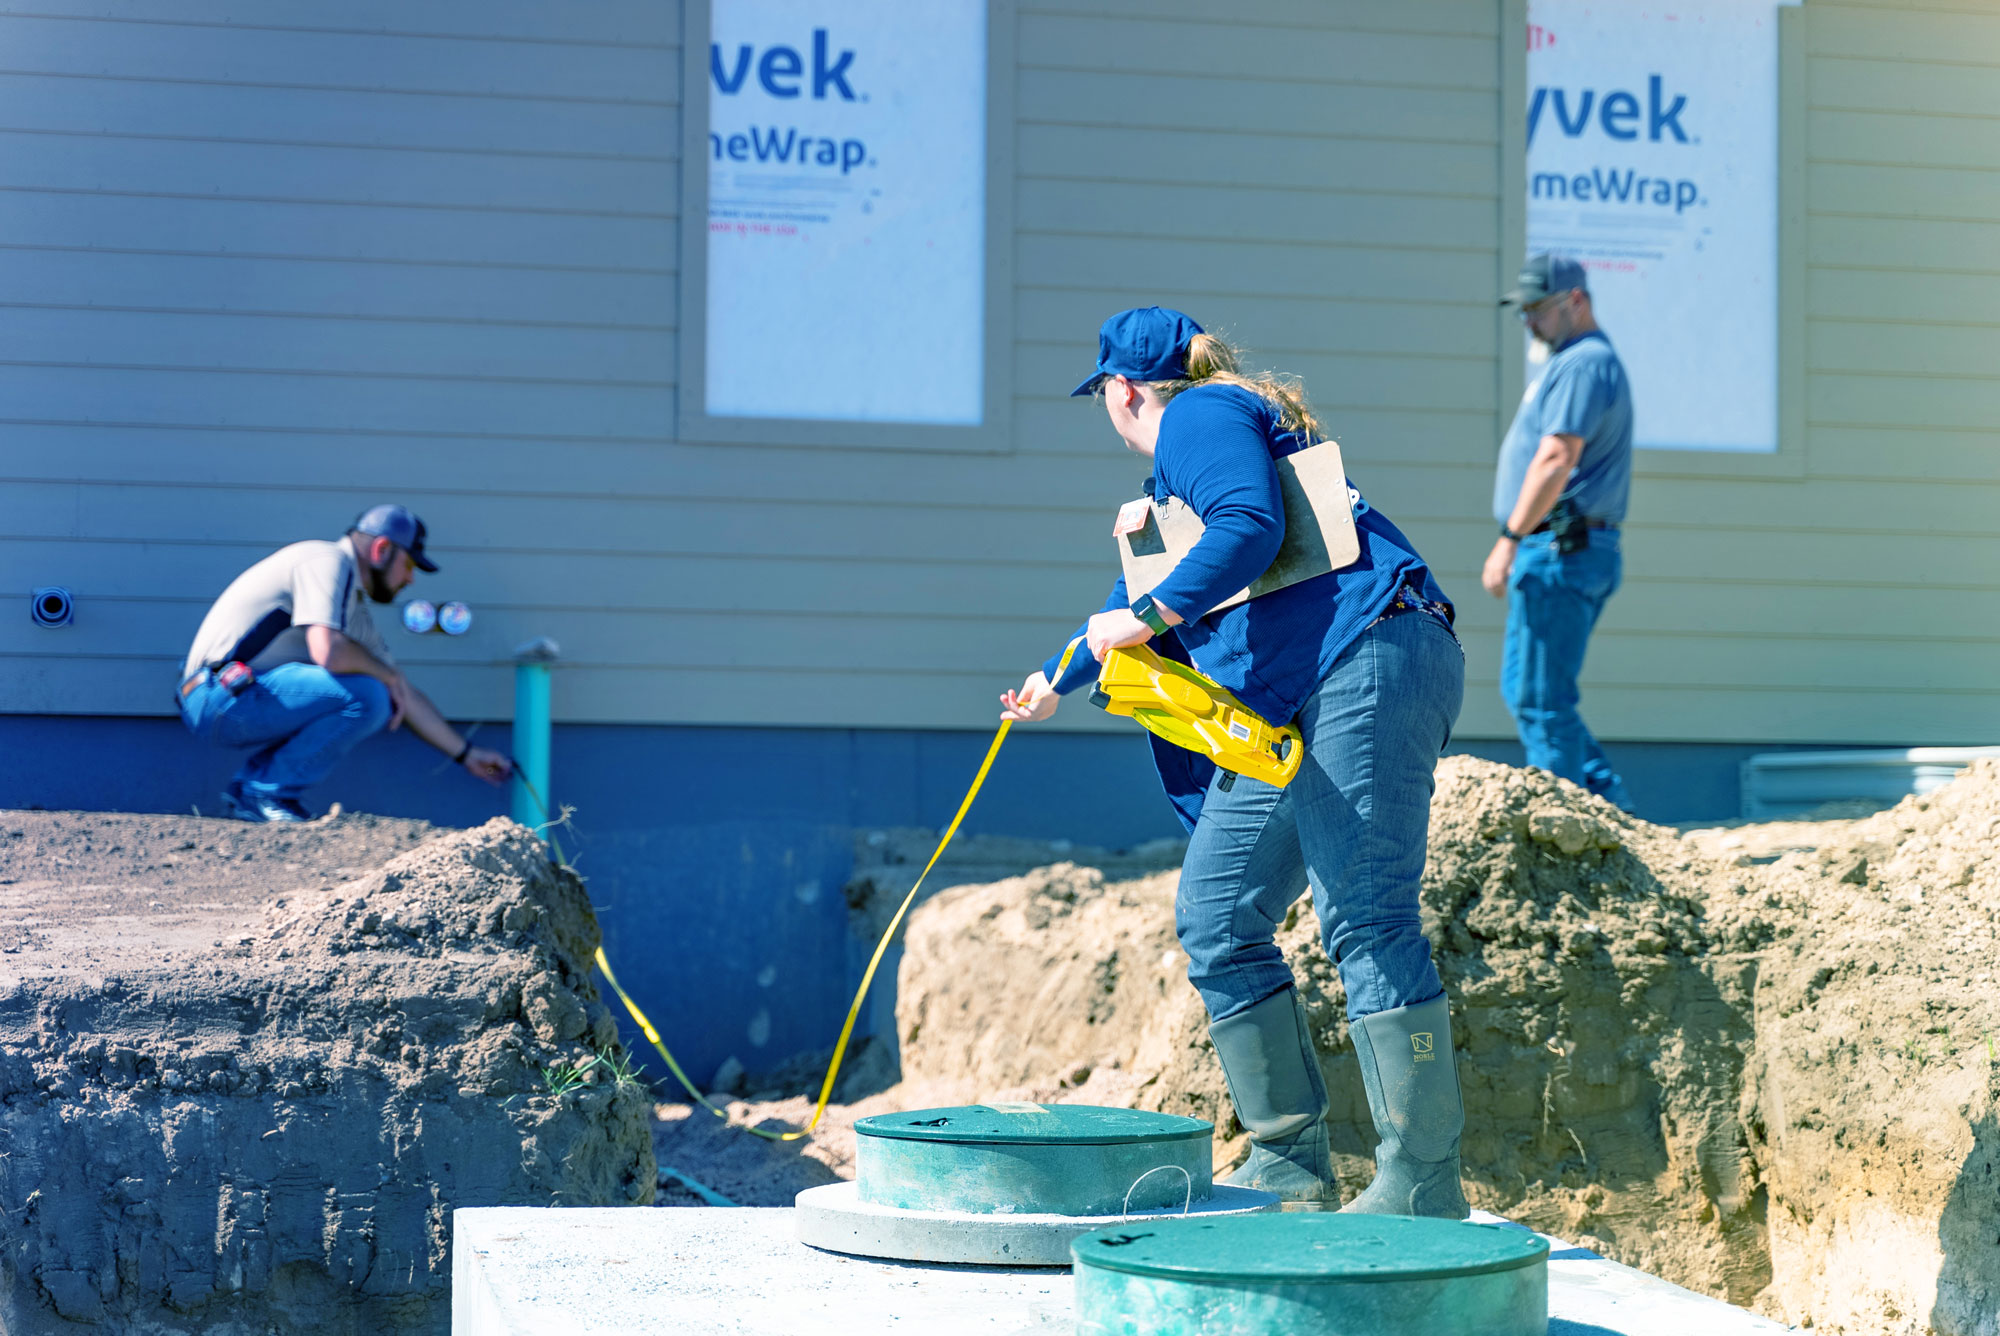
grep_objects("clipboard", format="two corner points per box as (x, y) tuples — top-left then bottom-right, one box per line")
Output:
(1115, 438), (1361, 619)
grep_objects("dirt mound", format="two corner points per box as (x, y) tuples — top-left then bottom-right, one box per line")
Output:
(1747, 760), (2000, 1336)
(894, 758), (1775, 1300)
(0, 816), (653, 1335)
(650, 756), (2000, 1331)
(786, 755), (2000, 1328)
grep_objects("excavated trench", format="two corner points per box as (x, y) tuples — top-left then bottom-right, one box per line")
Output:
(7, 759), (1995, 1335)
(672, 757), (2000, 1336)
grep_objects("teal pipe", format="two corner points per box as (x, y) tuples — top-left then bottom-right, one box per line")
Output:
(511, 637), (559, 833)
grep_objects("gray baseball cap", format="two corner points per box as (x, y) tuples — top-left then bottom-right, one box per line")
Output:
(1500, 253), (1588, 307)
(353, 503), (438, 572)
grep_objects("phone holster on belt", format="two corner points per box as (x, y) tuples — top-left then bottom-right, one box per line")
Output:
(1552, 499), (1590, 555)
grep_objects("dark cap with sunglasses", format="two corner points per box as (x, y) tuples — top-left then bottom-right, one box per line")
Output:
(1500, 253), (1588, 308)
(352, 503), (439, 572)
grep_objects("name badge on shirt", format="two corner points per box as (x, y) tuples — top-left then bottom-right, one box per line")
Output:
(1112, 498), (1152, 537)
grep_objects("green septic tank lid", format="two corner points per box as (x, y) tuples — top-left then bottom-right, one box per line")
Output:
(1072, 1214), (1549, 1284)
(853, 1103), (1211, 1146)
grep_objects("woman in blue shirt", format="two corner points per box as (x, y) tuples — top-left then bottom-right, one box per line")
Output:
(1001, 308), (1469, 1216)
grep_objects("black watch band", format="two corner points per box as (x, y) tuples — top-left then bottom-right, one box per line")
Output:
(452, 741), (472, 765)
(1130, 594), (1171, 636)
(1499, 522), (1526, 541)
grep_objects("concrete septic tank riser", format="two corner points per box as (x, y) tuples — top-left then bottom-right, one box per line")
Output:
(851, 1104), (1213, 1217)
(1072, 1215), (1550, 1336)
(1075, 1267), (1549, 1336)
(796, 1104), (1278, 1266)
(794, 1181), (1280, 1266)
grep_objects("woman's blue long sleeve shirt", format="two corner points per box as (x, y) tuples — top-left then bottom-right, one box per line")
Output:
(1042, 384), (1453, 829)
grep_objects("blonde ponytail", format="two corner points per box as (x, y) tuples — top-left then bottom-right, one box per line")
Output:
(1147, 332), (1324, 440)
(1182, 332), (1239, 380)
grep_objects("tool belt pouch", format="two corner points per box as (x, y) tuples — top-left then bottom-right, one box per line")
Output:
(216, 661), (256, 695)
(1114, 437), (1362, 617)
(1552, 499), (1590, 555)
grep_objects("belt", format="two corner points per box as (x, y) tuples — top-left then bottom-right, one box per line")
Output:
(1528, 518), (1618, 534)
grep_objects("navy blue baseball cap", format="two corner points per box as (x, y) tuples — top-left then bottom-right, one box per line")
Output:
(1501, 253), (1588, 307)
(1070, 306), (1206, 396)
(353, 504), (438, 572)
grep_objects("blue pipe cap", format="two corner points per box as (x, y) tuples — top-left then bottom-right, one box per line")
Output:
(31, 587), (73, 628)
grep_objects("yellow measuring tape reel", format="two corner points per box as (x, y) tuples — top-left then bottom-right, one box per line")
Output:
(1090, 643), (1304, 788)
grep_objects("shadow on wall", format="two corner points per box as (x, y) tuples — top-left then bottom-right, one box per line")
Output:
(1934, 1107), (2000, 1336)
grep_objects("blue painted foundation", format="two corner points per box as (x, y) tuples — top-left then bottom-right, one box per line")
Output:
(0, 713), (1851, 1083)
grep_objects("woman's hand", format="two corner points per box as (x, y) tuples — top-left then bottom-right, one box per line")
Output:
(1000, 672), (1059, 723)
(1086, 608), (1154, 661)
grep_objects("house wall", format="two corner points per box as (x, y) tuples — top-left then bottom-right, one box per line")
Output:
(6, 0), (1989, 1077)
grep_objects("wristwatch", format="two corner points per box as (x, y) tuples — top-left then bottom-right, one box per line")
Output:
(1498, 522), (1526, 542)
(1130, 594), (1171, 636)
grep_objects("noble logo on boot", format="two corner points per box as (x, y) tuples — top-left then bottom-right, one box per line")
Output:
(1411, 1032), (1434, 1060)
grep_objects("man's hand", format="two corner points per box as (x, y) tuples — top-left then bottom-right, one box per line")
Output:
(1086, 608), (1153, 661)
(1482, 537), (1517, 599)
(385, 671), (416, 730)
(1000, 672), (1059, 723)
(460, 746), (512, 785)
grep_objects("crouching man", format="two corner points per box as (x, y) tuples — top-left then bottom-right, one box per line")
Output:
(177, 504), (511, 822)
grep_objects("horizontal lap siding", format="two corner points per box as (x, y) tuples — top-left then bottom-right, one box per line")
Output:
(0, 3), (684, 718)
(1015, 5), (1512, 735)
(3, 1), (1513, 731)
(19, 1), (1988, 749)
(1584, 0), (2000, 745)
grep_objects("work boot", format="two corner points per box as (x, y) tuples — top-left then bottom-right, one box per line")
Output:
(1210, 986), (1339, 1208)
(1342, 993), (1471, 1218)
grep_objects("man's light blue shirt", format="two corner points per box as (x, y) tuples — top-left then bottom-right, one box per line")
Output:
(1492, 331), (1633, 524)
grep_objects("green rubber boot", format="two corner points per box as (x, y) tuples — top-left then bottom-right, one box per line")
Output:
(1210, 986), (1339, 1208)
(1342, 993), (1471, 1218)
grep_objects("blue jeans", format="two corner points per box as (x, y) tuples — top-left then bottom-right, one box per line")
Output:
(1175, 609), (1464, 1025)
(1501, 530), (1631, 810)
(179, 663), (392, 800)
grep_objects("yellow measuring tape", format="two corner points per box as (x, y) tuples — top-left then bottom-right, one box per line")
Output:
(520, 638), (1084, 1144)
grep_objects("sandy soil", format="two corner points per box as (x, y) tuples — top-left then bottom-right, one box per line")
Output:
(1745, 771), (2000, 1336)
(652, 759), (2000, 1336)
(1, 815), (654, 1336)
(0, 807), (435, 988)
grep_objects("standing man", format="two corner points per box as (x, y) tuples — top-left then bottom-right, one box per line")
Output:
(1484, 254), (1635, 811)
(177, 504), (511, 822)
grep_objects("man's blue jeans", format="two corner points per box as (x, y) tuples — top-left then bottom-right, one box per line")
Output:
(1501, 530), (1632, 810)
(1175, 608), (1464, 1025)
(179, 663), (392, 800)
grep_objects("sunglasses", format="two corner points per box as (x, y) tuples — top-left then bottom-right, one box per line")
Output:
(1517, 292), (1572, 321)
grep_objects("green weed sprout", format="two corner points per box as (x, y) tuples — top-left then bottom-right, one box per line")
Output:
(594, 1045), (645, 1089)
(540, 1054), (601, 1098)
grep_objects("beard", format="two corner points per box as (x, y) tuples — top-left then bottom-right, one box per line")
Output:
(362, 560), (398, 604)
